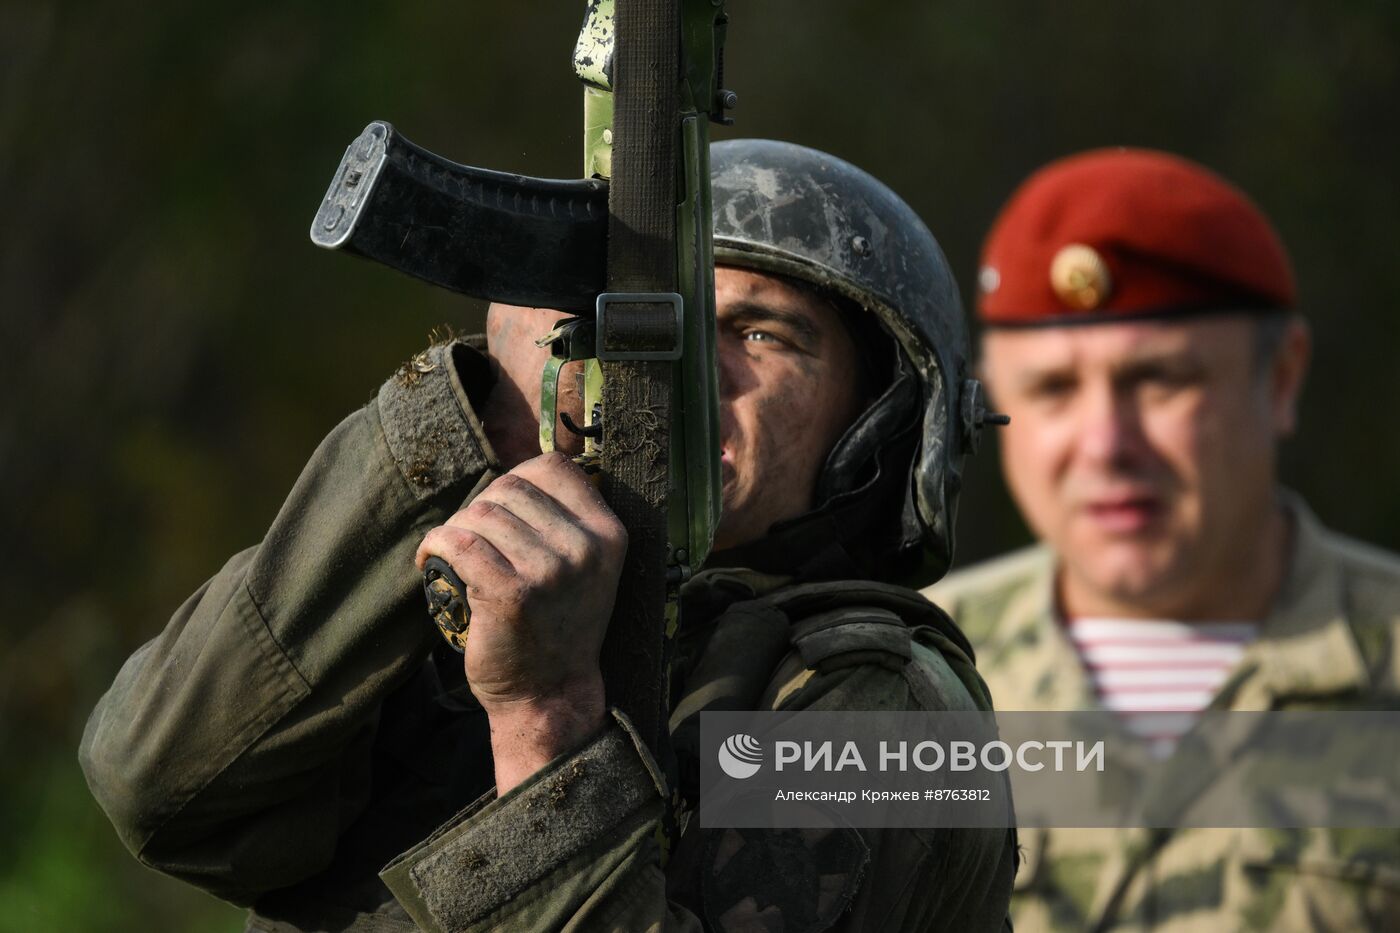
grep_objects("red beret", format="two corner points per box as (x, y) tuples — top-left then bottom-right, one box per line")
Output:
(978, 148), (1296, 325)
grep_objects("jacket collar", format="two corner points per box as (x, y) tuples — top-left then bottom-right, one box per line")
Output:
(1227, 492), (1372, 709)
(977, 547), (1097, 712)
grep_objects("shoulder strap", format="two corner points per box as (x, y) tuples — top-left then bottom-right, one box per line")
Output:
(754, 580), (993, 713)
(789, 605), (912, 672)
(754, 579), (978, 663)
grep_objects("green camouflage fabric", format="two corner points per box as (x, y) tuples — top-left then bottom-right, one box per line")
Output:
(80, 337), (1015, 932)
(924, 496), (1400, 932)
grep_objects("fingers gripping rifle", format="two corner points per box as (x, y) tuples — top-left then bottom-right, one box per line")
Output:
(310, 0), (730, 757)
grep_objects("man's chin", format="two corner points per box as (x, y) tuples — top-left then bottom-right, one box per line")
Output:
(710, 504), (771, 556)
(1062, 536), (1187, 606)
(710, 510), (744, 555)
(1077, 559), (1186, 613)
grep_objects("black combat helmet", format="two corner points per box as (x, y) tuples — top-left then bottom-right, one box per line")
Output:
(710, 139), (999, 582)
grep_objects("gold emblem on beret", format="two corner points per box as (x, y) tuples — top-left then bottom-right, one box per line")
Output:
(1050, 243), (1112, 311)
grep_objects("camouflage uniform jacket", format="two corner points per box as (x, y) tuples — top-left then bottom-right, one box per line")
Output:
(924, 497), (1400, 932)
(80, 337), (1016, 933)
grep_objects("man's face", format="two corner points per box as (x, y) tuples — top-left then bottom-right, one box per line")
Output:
(711, 266), (865, 550)
(981, 316), (1306, 616)
(487, 267), (866, 553)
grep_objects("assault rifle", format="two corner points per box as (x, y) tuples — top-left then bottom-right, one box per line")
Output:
(308, 0), (731, 758)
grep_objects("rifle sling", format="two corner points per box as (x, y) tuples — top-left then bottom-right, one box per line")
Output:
(598, 0), (682, 757)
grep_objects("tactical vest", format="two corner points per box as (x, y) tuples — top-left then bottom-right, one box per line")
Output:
(665, 573), (1009, 931)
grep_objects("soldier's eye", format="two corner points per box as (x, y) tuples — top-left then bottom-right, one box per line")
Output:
(743, 330), (780, 343)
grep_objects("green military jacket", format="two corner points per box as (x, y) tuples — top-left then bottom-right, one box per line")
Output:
(924, 497), (1400, 932)
(81, 337), (1016, 932)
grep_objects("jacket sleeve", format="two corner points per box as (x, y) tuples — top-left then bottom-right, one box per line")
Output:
(379, 651), (1016, 932)
(381, 710), (705, 933)
(78, 340), (497, 905)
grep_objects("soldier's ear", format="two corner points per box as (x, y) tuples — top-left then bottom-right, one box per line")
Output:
(1269, 315), (1310, 438)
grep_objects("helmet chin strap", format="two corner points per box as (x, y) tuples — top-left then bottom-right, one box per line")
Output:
(817, 344), (919, 504)
(708, 362), (924, 584)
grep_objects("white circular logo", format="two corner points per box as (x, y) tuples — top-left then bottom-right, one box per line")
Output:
(718, 733), (764, 780)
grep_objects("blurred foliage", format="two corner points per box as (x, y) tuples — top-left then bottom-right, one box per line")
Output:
(1, 1), (1396, 928)
(0, 750), (239, 932)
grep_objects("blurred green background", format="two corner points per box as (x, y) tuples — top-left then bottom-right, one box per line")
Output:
(2, 1), (1397, 929)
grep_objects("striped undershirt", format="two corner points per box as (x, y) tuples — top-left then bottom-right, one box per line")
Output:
(1066, 618), (1259, 757)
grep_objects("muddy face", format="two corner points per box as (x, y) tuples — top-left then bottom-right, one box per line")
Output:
(711, 266), (864, 551)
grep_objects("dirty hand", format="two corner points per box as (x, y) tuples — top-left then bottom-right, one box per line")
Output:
(416, 452), (626, 790)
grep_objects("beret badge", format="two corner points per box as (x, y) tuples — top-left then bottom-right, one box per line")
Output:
(1049, 243), (1112, 311)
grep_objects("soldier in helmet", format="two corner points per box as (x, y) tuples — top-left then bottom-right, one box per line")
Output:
(925, 148), (1400, 930)
(81, 140), (1017, 932)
